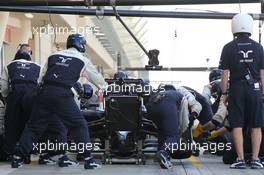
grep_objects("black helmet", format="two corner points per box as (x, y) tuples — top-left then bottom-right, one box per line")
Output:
(158, 84), (176, 91)
(210, 80), (222, 99)
(114, 71), (128, 80)
(83, 84), (93, 99)
(13, 50), (31, 61)
(209, 69), (222, 83)
(66, 34), (86, 53)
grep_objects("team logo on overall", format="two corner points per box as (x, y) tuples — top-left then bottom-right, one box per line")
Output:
(17, 62), (30, 69)
(56, 57), (72, 67)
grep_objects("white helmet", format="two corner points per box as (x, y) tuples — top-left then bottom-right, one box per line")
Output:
(231, 13), (253, 35)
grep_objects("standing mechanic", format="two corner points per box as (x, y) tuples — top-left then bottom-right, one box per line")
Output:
(220, 13), (264, 169)
(11, 33), (107, 170)
(0, 44), (40, 160)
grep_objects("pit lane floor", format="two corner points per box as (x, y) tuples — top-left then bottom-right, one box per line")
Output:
(1, 154), (264, 175)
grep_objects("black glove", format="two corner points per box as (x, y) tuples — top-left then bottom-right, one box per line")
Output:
(189, 112), (198, 127)
(197, 131), (211, 143)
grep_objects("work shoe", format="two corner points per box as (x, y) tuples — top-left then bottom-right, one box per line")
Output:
(39, 154), (57, 165)
(11, 155), (23, 168)
(156, 150), (173, 169)
(23, 155), (31, 164)
(84, 157), (102, 169)
(230, 160), (246, 169)
(76, 153), (84, 161)
(58, 155), (79, 167)
(250, 160), (264, 169)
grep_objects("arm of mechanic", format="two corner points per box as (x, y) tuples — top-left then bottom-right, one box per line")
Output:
(201, 84), (212, 103)
(37, 59), (48, 84)
(261, 70), (264, 95)
(219, 44), (230, 104)
(0, 66), (9, 98)
(202, 95), (228, 131)
(176, 86), (202, 115)
(259, 45), (264, 94)
(221, 70), (229, 105)
(193, 95), (229, 138)
(210, 127), (228, 139)
(81, 57), (107, 90)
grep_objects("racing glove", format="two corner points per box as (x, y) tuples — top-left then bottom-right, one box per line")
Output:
(193, 124), (203, 138)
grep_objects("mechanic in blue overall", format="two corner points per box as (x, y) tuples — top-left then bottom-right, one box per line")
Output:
(11, 33), (107, 170)
(114, 71), (128, 80)
(0, 44), (40, 161)
(162, 85), (202, 127)
(203, 69), (223, 113)
(108, 71), (129, 94)
(183, 86), (213, 125)
(146, 87), (184, 169)
(21, 89), (68, 165)
(209, 69), (222, 83)
(22, 82), (93, 166)
(220, 13), (264, 169)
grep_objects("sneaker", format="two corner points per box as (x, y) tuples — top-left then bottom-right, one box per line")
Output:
(84, 157), (102, 169)
(58, 155), (79, 167)
(156, 150), (173, 169)
(250, 160), (264, 169)
(230, 160), (246, 169)
(39, 154), (57, 165)
(11, 156), (23, 168)
(260, 157), (264, 166)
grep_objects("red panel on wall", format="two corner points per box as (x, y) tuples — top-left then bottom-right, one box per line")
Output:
(4, 26), (11, 43)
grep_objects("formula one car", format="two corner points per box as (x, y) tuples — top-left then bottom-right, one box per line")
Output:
(80, 78), (194, 164)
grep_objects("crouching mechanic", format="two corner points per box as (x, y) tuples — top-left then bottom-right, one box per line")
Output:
(194, 77), (230, 139)
(182, 86), (213, 126)
(146, 85), (201, 169)
(0, 44), (40, 161)
(146, 89), (184, 169)
(161, 85), (202, 126)
(193, 96), (230, 141)
(11, 33), (107, 169)
(202, 69), (223, 113)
